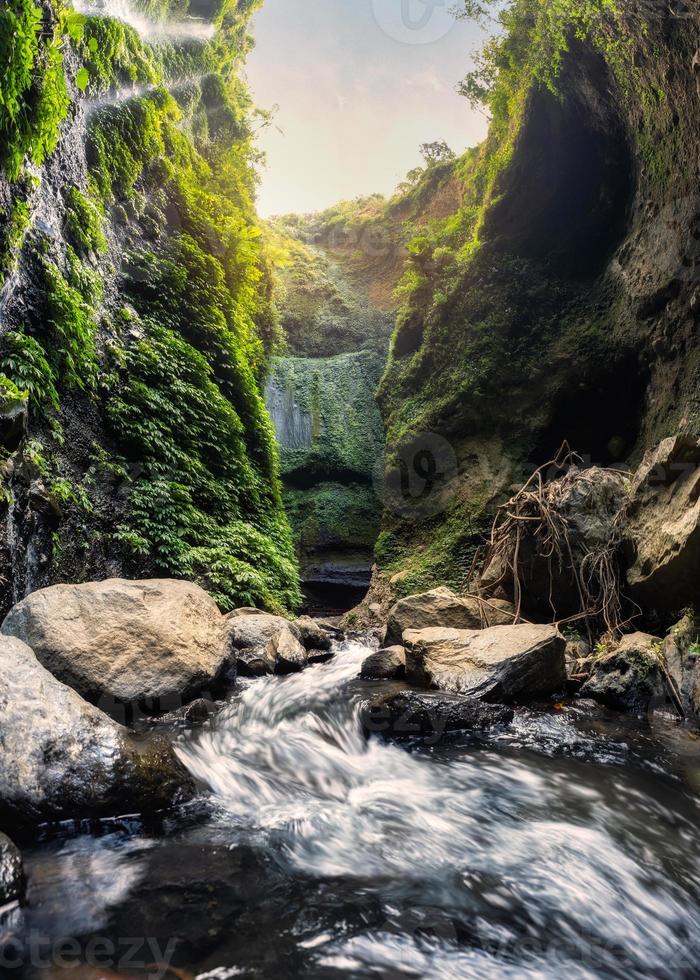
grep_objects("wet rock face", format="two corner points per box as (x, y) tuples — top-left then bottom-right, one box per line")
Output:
(225, 611), (303, 676)
(0, 635), (193, 825)
(403, 624), (566, 701)
(386, 588), (514, 645)
(0, 834), (24, 908)
(360, 646), (406, 680)
(1, 579), (228, 711)
(362, 691), (513, 742)
(624, 436), (700, 614)
(581, 633), (665, 715)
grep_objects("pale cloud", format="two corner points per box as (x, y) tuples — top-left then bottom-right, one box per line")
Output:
(246, 0), (489, 217)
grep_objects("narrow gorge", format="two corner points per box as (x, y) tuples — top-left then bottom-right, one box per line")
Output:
(3, 1), (700, 977)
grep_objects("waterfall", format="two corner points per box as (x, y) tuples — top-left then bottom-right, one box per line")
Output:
(72, 0), (216, 41)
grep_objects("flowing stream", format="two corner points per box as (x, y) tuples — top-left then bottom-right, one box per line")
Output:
(14, 638), (700, 979)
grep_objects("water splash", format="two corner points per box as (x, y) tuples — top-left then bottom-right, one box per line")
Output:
(177, 640), (700, 978)
(73, 0), (216, 40)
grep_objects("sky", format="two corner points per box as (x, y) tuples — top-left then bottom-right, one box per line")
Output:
(245, 0), (490, 217)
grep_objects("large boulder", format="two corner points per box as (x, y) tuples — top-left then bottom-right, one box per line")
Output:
(1, 579), (228, 709)
(225, 611), (302, 676)
(360, 645), (406, 680)
(294, 616), (333, 651)
(0, 636), (193, 825)
(0, 834), (24, 907)
(403, 624), (566, 700)
(580, 633), (665, 714)
(479, 467), (628, 622)
(362, 691), (513, 742)
(386, 587), (514, 644)
(625, 436), (700, 613)
(272, 629), (308, 674)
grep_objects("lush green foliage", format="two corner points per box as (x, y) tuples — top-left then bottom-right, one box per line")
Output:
(107, 320), (299, 611)
(41, 252), (100, 391)
(0, 0), (70, 181)
(66, 11), (161, 94)
(65, 187), (107, 255)
(0, 330), (60, 410)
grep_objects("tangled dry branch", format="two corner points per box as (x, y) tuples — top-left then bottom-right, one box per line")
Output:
(466, 446), (636, 640)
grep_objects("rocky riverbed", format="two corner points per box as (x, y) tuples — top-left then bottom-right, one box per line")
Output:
(2, 575), (700, 978)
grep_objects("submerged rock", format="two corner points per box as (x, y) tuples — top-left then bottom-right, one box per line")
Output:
(151, 698), (220, 728)
(580, 632), (665, 714)
(1, 579), (228, 711)
(625, 436), (700, 613)
(362, 691), (513, 741)
(387, 587), (514, 644)
(0, 636), (193, 825)
(0, 834), (24, 908)
(360, 646), (406, 680)
(404, 624), (566, 701)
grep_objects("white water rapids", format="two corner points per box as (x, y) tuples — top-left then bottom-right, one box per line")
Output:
(171, 640), (700, 979)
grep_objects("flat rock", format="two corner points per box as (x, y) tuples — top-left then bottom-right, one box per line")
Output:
(0, 635), (193, 825)
(386, 587), (514, 644)
(0, 834), (24, 908)
(404, 624), (566, 701)
(362, 691), (513, 741)
(1, 579), (228, 710)
(580, 632), (665, 714)
(360, 646), (406, 680)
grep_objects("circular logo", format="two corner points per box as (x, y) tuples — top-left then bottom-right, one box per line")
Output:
(370, 0), (456, 45)
(379, 431), (459, 520)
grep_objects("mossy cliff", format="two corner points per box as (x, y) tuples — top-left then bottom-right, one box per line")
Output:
(375, 0), (700, 597)
(0, 0), (300, 613)
(265, 217), (392, 604)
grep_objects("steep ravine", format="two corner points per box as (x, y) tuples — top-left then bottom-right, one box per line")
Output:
(263, 218), (392, 613)
(0, 0), (299, 616)
(373, 0), (700, 605)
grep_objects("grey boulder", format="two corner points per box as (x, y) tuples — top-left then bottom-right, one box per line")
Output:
(294, 616), (332, 651)
(225, 612), (302, 676)
(273, 629), (308, 674)
(0, 636), (193, 825)
(386, 587), (513, 644)
(625, 436), (700, 613)
(404, 624), (566, 701)
(1, 579), (228, 709)
(580, 633), (665, 714)
(360, 646), (406, 680)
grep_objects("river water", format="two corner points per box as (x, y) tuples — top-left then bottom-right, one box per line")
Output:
(11, 639), (700, 979)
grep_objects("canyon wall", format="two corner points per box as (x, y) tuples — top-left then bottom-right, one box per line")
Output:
(375, 0), (700, 599)
(0, 0), (300, 613)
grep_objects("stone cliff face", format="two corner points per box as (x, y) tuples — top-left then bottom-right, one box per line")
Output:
(0, 0), (300, 614)
(375, 0), (700, 599)
(264, 219), (392, 611)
